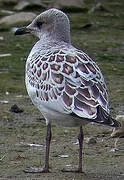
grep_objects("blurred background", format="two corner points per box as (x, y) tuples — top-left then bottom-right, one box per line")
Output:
(0, 0), (124, 179)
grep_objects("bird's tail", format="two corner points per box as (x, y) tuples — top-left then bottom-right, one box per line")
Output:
(86, 106), (121, 127)
(71, 105), (121, 128)
(94, 106), (121, 127)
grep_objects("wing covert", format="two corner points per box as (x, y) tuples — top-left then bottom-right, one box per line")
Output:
(26, 48), (109, 122)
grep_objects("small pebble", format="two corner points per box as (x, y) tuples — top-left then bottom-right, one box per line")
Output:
(5, 91), (9, 95)
(0, 100), (9, 104)
(0, 54), (11, 57)
(110, 148), (119, 152)
(58, 155), (69, 158)
(86, 137), (97, 145)
(0, 36), (4, 40)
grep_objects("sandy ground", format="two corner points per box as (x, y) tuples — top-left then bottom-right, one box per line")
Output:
(0, 94), (124, 180)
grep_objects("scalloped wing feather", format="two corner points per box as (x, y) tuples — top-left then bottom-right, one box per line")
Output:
(26, 47), (116, 126)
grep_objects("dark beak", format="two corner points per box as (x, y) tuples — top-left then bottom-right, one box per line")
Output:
(15, 27), (30, 35)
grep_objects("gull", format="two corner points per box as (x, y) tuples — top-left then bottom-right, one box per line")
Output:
(15, 8), (121, 173)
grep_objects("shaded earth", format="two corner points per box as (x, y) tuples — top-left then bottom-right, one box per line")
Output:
(0, 94), (124, 180)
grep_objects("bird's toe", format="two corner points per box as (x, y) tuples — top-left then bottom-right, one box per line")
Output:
(24, 166), (50, 173)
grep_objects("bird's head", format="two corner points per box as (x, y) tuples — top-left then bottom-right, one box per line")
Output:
(15, 8), (71, 43)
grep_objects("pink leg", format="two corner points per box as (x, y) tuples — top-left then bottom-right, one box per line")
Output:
(77, 126), (84, 173)
(24, 123), (52, 173)
(62, 126), (84, 173)
(43, 123), (52, 172)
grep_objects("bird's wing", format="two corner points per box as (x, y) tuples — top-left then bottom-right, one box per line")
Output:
(26, 48), (118, 127)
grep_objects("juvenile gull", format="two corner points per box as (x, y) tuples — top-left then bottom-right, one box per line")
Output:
(15, 8), (121, 173)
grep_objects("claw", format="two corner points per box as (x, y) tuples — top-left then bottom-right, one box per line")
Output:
(24, 166), (50, 173)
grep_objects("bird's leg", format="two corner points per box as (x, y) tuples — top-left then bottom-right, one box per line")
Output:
(42, 123), (52, 172)
(24, 123), (52, 173)
(114, 137), (119, 151)
(77, 126), (84, 173)
(61, 126), (84, 173)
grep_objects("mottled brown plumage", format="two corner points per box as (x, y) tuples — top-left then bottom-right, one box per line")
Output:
(15, 8), (121, 173)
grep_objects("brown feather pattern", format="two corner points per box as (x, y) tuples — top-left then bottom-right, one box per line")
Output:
(26, 48), (109, 121)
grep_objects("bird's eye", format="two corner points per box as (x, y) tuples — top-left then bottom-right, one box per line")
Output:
(36, 21), (43, 29)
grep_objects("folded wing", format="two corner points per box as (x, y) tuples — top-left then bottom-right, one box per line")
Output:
(26, 48), (119, 127)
